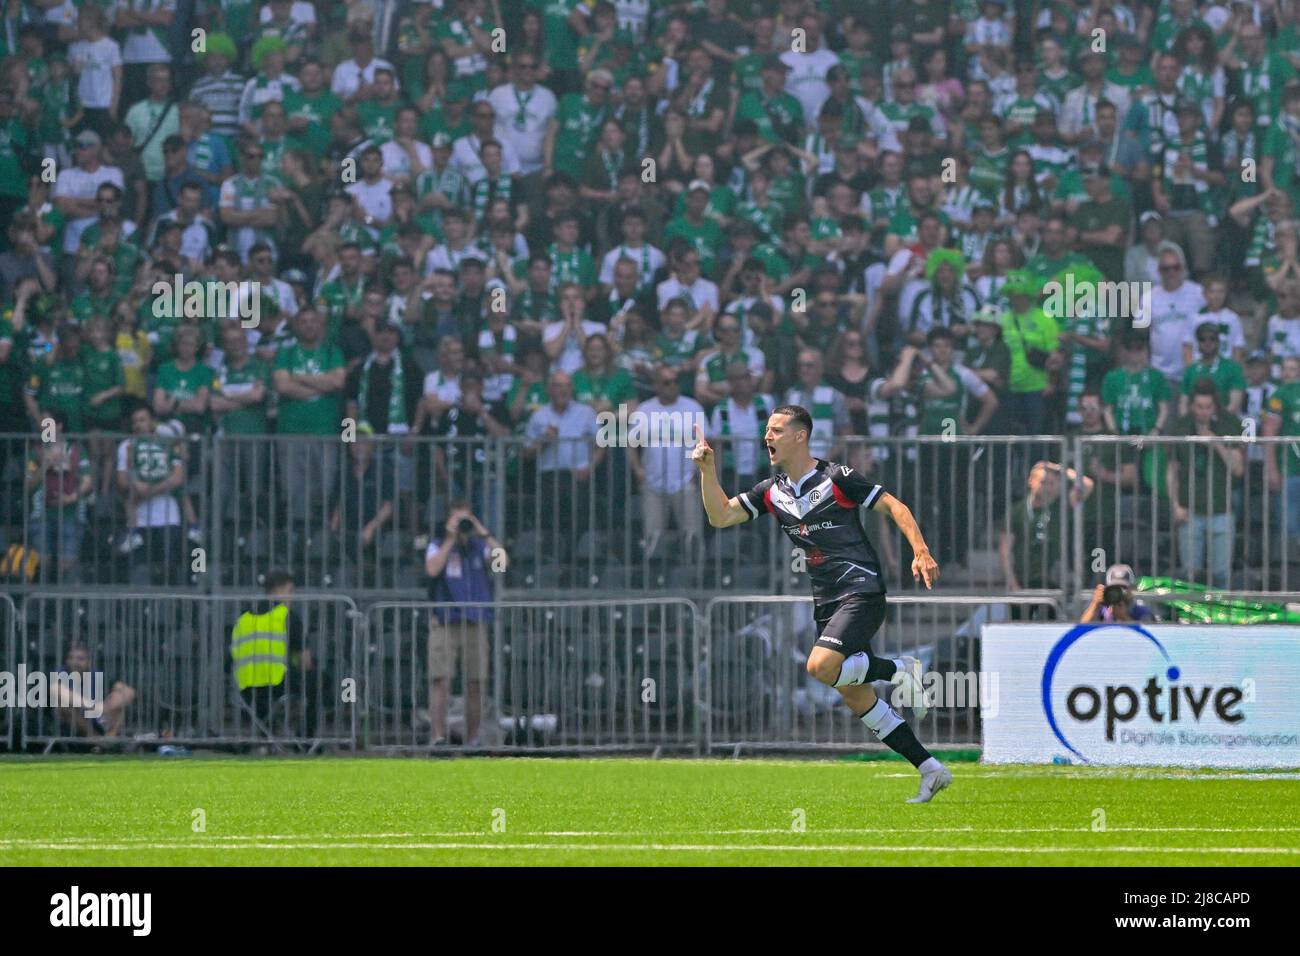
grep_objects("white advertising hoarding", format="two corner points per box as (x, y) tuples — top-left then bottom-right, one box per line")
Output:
(981, 623), (1300, 767)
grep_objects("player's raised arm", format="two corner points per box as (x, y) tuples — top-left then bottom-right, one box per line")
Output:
(872, 491), (939, 588)
(692, 422), (751, 529)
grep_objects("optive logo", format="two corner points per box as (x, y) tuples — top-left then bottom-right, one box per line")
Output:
(1042, 623), (1245, 763)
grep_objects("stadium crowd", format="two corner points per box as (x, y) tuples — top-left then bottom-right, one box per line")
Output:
(2, 0), (1300, 591)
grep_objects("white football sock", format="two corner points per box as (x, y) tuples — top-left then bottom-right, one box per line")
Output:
(918, 756), (943, 775)
(859, 698), (903, 739)
(833, 651), (870, 687)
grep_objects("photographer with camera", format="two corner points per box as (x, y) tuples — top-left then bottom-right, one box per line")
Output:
(424, 501), (508, 748)
(1081, 563), (1158, 623)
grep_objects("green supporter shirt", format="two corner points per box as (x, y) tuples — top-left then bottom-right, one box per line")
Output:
(572, 366), (637, 409)
(274, 341), (344, 434)
(663, 215), (725, 278)
(1009, 494), (1064, 589)
(1266, 381), (1300, 465)
(0, 317), (28, 409)
(734, 89), (804, 144)
(81, 346), (124, 425)
(1167, 412), (1243, 515)
(1102, 365), (1171, 434)
(1001, 307), (1060, 394)
(156, 360), (215, 434)
(122, 433), (182, 488)
(535, 0), (590, 71)
(551, 93), (608, 179)
(507, 377), (548, 435)
(1182, 357), (1246, 407)
(1024, 251), (1091, 287)
(29, 358), (87, 431)
(1072, 195), (1132, 282)
(1263, 122), (1300, 207)
(216, 356), (270, 434)
(356, 100), (399, 145)
(283, 88), (342, 155)
(0, 119), (29, 200)
(655, 329), (703, 392)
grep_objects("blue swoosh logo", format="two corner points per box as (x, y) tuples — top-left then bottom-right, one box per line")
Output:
(1041, 623), (1178, 763)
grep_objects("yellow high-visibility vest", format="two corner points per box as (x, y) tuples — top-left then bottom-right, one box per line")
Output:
(230, 604), (289, 691)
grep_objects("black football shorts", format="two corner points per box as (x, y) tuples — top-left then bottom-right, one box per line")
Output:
(812, 593), (888, 657)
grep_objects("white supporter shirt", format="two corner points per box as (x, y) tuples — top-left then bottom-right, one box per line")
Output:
(708, 394), (775, 476)
(525, 401), (598, 472)
(487, 83), (557, 174)
(599, 243), (665, 288)
(422, 369), (463, 405)
(543, 319), (606, 374)
(1267, 315), (1300, 371)
(68, 37), (122, 109)
(781, 48), (839, 130)
(450, 133), (522, 184)
(54, 164), (126, 254)
(635, 395), (705, 494)
(346, 178), (394, 225)
(331, 57), (399, 100)
(1198, 307), (1247, 358)
(119, 0), (175, 64)
(655, 275), (719, 313)
(380, 139), (433, 181)
(1148, 281), (1206, 378)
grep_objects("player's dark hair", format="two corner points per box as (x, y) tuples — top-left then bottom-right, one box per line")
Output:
(773, 404), (814, 442)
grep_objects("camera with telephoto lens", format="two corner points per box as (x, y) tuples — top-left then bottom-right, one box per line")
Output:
(457, 518), (476, 535)
(1102, 584), (1128, 608)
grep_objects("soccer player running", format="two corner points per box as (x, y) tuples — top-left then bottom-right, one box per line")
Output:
(693, 406), (953, 802)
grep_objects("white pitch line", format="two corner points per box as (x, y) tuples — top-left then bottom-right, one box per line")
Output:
(2, 842), (1298, 855)
(4, 825), (1300, 846)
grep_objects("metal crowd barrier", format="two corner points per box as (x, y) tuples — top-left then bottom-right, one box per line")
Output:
(701, 594), (1064, 754)
(361, 599), (699, 753)
(17, 592), (359, 752)
(1071, 435), (1300, 595)
(0, 431), (207, 594)
(10, 429), (1300, 608)
(0, 593), (14, 751)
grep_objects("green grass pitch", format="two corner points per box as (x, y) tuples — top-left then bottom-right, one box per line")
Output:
(1, 757), (1297, 866)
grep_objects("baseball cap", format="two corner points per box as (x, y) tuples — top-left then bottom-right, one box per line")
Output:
(74, 129), (101, 148)
(762, 54), (791, 72)
(1139, 210), (1163, 226)
(430, 133), (453, 148)
(374, 318), (400, 335)
(1081, 162), (1111, 179)
(973, 303), (1003, 325)
(1105, 563), (1135, 587)
(687, 179), (711, 194)
(282, 268), (309, 286)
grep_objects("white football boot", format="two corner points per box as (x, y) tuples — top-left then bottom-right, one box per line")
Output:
(906, 763), (953, 804)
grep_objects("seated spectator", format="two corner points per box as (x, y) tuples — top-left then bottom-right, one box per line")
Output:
(54, 642), (136, 738)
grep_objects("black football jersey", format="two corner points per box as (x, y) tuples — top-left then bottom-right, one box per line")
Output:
(737, 459), (888, 604)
